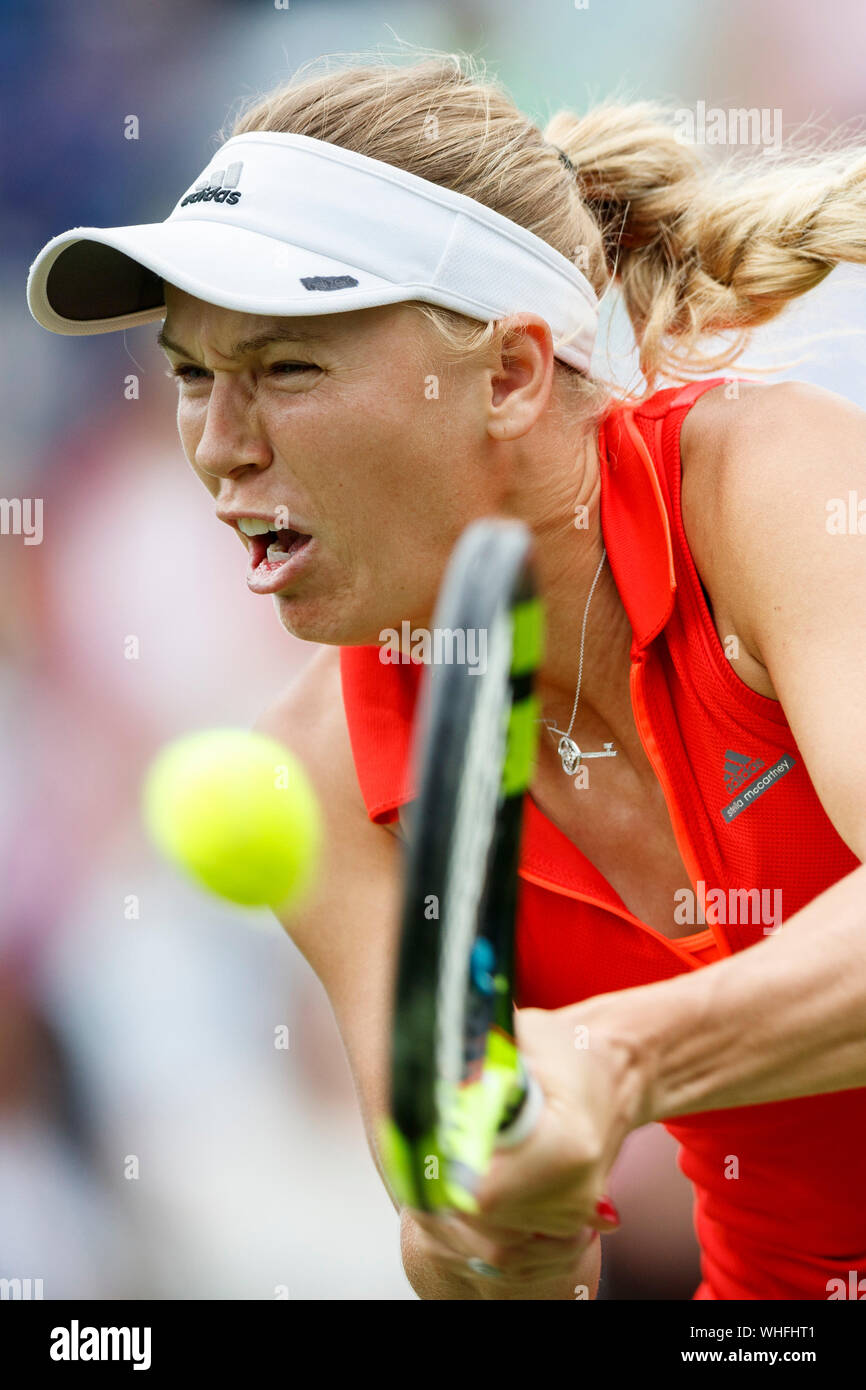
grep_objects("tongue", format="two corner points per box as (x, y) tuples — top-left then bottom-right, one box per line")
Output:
(264, 529), (308, 563)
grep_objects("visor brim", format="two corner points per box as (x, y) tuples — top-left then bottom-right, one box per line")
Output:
(27, 218), (410, 336)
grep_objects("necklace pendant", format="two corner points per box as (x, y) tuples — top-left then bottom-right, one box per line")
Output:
(557, 736), (582, 775)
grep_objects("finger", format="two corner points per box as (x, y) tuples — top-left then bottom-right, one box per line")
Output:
(411, 1211), (527, 1257)
(408, 1212), (563, 1279)
(462, 1228), (598, 1282)
(445, 1212), (543, 1245)
(475, 1168), (593, 1239)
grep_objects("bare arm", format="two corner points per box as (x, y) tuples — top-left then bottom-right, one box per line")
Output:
(256, 646), (403, 1195)
(573, 860), (866, 1126)
(256, 644), (602, 1298)
(569, 384), (866, 1127)
(406, 385), (866, 1242)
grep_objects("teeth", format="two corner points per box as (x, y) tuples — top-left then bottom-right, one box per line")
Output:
(238, 517), (272, 536)
(266, 544), (292, 563)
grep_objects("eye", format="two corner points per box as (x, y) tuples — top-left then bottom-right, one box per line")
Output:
(166, 364), (210, 383)
(164, 361), (318, 384)
(267, 361), (317, 376)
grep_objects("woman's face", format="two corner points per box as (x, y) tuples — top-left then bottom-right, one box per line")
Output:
(160, 285), (513, 646)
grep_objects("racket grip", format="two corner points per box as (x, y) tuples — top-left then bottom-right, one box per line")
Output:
(495, 1064), (543, 1149)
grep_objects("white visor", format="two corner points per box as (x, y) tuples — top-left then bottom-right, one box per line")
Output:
(26, 130), (598, 371)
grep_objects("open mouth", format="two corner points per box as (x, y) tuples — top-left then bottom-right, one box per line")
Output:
(234, 516), (316, 594)
(247, 526), (312, 572)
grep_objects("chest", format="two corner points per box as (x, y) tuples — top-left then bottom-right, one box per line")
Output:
(527, 764), (702, 941)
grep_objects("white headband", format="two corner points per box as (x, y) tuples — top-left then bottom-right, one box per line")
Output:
(26, 131), (598, 371)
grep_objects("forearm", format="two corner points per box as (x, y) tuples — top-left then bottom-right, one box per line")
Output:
(401, 1209), (601, 1300)
(576, 862), (866, 1122)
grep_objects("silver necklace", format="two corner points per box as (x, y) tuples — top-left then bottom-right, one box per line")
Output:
(541, 547), (618, 776)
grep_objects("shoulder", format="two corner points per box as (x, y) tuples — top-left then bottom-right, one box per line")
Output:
(680, 378), (866, 472)
(254, 644), (402, 839)
(256, 642), (344, 752)
(254, 646), (407, 1128)
(679, 380), (866, 681)
(253, 644), (404, 983)
(254, 643), (364, 830)
(678, 380), (799, 600)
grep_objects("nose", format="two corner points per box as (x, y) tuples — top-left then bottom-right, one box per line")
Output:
(192, 376), (272, 480)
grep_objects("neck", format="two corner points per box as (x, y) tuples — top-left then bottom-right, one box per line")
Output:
(503, 420), (653, 792)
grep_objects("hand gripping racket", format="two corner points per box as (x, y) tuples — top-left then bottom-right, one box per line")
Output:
(380, 518), (545, 1214)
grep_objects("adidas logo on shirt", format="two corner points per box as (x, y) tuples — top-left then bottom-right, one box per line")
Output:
(724, 749), (764, 796)
(720, 749), (797, 823)
(180, 161), (243, 207)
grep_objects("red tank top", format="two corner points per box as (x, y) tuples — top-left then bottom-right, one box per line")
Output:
(339, 376), (864, 1300)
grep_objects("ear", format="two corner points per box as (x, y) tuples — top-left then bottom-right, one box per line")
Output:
(486, 314), (556, 442)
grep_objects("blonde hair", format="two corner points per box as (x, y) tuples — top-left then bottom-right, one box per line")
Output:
(228, 53), (866, 399)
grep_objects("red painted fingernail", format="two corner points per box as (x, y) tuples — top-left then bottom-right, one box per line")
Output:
(595, 1196), (620, 1227)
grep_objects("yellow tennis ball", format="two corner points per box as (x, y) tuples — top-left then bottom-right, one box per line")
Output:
(142, 728), (322, 912)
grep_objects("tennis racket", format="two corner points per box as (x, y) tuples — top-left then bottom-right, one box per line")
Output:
(380, 517), (546, 1214)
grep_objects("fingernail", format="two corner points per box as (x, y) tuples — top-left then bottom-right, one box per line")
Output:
(595, 1196), (620, 1227)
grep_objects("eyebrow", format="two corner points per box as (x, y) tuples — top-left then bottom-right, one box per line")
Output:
(156, 325), (325, 360)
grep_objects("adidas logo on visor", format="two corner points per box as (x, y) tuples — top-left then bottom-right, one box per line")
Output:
(180, 160), (243, 207)
(300, 275), (360, 291)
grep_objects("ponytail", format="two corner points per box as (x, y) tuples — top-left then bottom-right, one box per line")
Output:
(547, 101), (866, 384)
(232, 54), (866, 391)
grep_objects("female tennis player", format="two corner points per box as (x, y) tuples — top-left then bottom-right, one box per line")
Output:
(27, 54), (866, 1301)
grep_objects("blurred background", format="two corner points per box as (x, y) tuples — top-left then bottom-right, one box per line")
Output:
(1, 0), (865, 1300)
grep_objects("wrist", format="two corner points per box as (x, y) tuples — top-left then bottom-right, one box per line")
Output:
(562, 986), (669, 1131)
